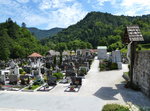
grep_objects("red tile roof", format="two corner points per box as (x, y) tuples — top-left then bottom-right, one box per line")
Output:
(28, 52), (43, 57)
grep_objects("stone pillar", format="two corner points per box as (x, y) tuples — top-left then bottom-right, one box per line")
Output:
(130, 42), (137, 85)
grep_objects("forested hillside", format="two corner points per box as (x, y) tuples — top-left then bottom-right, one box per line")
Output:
(28, 27), (63, 39)
(0, 18), (48, 60)
(0, 12), (150, 60)
(48, 12), (150, 50)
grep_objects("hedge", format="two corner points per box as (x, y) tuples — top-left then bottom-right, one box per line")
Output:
(102, 104), (130, 111)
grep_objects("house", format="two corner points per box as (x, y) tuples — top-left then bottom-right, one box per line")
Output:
(47, 50), (60, 56)
(76, 49), (96, 56)
(47, 50), (71, 56)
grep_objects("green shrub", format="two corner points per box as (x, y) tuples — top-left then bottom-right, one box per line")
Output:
(80, 67), (87, 75)
(102, 104), (130, 111)
(137, 45), (142, 51)
(100, 63), (107, 71)
(19, 69), (26, 74)
(99, 60), (118, 71)
(53, 72), (64, 80)
(19, 69), (23, 74)
(110, 63), (118, 70)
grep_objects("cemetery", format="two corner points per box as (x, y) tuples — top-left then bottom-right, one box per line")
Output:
(0, 25), (150, 111)
(0, 49), (95, 92)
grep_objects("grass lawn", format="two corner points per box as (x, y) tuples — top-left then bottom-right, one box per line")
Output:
(121, 43), (150, 53)
(24, 85), (41, 90)
(141, 44), (150, 50)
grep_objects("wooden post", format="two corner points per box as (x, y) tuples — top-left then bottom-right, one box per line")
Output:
(130, 42), (137, 85)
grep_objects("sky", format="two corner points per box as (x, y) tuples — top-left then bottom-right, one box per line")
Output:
(0, 0), (150, 29)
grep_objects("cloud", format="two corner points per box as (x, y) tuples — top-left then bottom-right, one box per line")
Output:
(0, 0), (10, 4)
(88, 0), (117, 10)
(1, 0), (149, 29)
(121, 0), (150, 7)
(47, 2), (87, 28)
(0, 0), (22, 16)
(23, 13), (48, 26)
(0, 0), (87, 29)
(39, 0), (75, 10)
(89, 0), (150, 16)
(31, 0), (40, 3)
(120, 0), (150, 16)
(38, 0), (87, 29)
(96, 0), (111, 6)
(16, 0), (30, 3)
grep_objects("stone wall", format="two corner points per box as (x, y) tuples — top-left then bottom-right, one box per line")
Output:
(133, 51), (150, 97)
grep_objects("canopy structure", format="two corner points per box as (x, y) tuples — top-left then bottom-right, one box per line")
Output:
(28, 52), (43, 58)
(123, 25), (144, 44)
(123, 25), (144, 85)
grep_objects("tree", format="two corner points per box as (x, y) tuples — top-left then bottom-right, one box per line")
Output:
(48, 12), (150, 48)
(46, 41), (56, 50)
(79, 41), (87, 49)
(22, 22), (26, 28)
(55, 43), (67, 65)
(55, 43), (67, 55)
(86, 42), (93, 49)
(0, 18), (48, 60)
(67, 40), (93, 52)
(7, 18), (13, 23)
(0, 47), (10, 60)
(0, 30), (11, 60)
(11, 43), (26, 58)
(68, 40), (81, 52)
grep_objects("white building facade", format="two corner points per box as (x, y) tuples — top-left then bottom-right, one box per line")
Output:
(97, 46), (107, 60)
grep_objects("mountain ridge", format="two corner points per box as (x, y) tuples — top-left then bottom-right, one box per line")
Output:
(48, 11), (150, 49)
(28, 27), (64, 39)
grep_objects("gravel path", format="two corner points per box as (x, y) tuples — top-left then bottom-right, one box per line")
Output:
(0, 57), (150, 111)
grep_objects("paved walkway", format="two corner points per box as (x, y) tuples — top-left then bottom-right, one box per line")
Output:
(0, 57), (150, 111)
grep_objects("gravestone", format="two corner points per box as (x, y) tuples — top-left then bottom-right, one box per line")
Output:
(9, 75), (18, 85)
(71, 77), (82, 86)
(47, 75), (57, 86)
(65, 62), (76, 77)
(10, 61), (16, 68)
(14, 65), (19, 75)
(111, 50), (122, 69)
(112, 50), (122, 63)
(0, 75), (5, 85)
